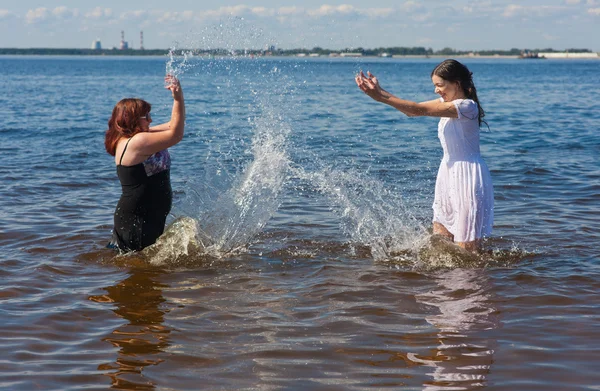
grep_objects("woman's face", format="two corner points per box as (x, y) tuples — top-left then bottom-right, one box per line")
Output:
(432, 75), (463, 102)
(139, 112), (152, 131)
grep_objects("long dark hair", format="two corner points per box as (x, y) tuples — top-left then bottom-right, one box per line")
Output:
(104, 98), (151, 156)
(431, 59), (487, 128)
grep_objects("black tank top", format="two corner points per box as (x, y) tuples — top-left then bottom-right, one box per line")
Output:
(110, 137), (173, 252)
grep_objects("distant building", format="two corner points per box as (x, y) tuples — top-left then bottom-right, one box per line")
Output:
(119, 30), (129, 50)
(538, 52), (599, 58)
(91, 40), (102, 50)
(262, 44), (276, 56)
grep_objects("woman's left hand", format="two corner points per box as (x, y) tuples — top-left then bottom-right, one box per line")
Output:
(165, 75), (183, 101)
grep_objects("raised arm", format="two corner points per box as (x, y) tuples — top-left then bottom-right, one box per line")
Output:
(148, 122), (172, 132)
(134, 75), (186, 155)
(355, 71), (458, 118)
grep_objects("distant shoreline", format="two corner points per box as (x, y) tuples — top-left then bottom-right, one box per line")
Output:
(3, 54), (600, 61)
(0, 48), (598, 60)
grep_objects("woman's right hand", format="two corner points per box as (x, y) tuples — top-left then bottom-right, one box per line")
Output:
(165, 75), (183, 101)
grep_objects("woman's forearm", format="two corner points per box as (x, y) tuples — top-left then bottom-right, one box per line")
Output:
(169, 97), (185, 143)
(149, 122), (171, 132)
(378, 90), (421, 117)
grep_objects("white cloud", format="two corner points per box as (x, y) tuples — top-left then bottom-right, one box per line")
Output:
(180, 10), (195, 20)
(400, 1), (424, 12)
(364, 8), (395, 17)
(86, 7), (112, 19)
(412, 12), (433, 22)
(157, 11), (180, 23)
(53, 6), (79, 19)
(251, 7), (275, 17)
(0, 9), (15, 19)
(307, 5), (356, 17)
(503, 4), (565, 17)
(277, 7), (304, 16)
(396, 1), (432, 21)
(203, 5), (251, 18)
(302, 4), (395, 18)
(25, 8), (49, 24)
(25, 6), (80, 23)
(148, 4), (394, 23)
(588, 7), (600, 13)
(503, 5), (524, 17)
(120, 10), (149, 20)
(566, 0), (581, 4)
(157, 10), (197, 23)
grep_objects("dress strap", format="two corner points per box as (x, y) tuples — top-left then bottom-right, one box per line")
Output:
(119, 137), (134, 165)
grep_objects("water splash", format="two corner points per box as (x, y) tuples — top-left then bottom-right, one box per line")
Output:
(298, 165), (427, 261)
(147, 18), (526, 269)
(293, 165), (528, 268)
(152, 99), (292, 262)
(139, 18), (292, 264)
(144, 217), (203, 266)
(164, 17), (274, 80)
(165, 47), (196, 82)
(186, 109), (291, 256)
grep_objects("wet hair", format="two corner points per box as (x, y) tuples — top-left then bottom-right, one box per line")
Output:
(431, 59), (487, 127)
(104, 98), (151, 156)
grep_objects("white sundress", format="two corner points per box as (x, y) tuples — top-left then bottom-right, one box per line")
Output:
(433, 99), (494, 242)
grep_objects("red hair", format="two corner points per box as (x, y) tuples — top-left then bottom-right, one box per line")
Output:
(104, 98), (152, 156)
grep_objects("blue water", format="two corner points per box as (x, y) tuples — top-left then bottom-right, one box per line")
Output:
(0, 55), (599, 390)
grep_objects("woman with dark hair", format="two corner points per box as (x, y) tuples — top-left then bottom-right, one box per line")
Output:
(355, 59), (493, 252)
(105, 75), (185, 252)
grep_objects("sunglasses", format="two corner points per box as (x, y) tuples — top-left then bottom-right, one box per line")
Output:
(139, 112), (152, 121)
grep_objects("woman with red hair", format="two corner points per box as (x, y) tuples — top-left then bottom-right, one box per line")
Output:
(105, 75), (185, 252)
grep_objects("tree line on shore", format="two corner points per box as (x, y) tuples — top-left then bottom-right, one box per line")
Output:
(0, 47), (595, 56)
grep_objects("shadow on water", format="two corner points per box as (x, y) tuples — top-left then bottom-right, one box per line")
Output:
(88, 269), (171, 390)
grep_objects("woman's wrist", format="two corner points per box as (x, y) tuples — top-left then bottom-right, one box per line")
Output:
(377, 90), (390, 102)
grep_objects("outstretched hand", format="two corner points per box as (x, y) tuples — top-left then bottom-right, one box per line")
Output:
(165, 74), (183, 101)
(355, 71), (384, 101)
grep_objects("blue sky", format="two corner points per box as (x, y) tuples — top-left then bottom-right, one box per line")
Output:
(1, 1), (599, 51)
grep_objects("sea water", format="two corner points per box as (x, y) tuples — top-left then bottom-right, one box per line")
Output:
(0, 50), (599, 390)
